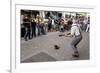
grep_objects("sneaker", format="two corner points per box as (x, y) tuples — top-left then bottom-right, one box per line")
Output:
(72, 51), (79, 57)
(54, 45), (60, 50)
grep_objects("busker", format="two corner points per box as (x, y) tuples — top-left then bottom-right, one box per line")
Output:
(64, 19), (82, 57)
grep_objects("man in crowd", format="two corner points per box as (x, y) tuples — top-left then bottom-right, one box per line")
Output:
(23, 14), (31, 41)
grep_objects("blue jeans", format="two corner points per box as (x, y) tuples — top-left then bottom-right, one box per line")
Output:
(71, 35), (82, 52)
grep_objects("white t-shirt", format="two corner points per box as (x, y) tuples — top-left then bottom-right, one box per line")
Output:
(71, 24), (81, 36)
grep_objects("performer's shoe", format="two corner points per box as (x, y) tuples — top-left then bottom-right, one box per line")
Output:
(72, 51), (79, 57)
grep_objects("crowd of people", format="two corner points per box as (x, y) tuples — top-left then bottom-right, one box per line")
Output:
(21, 12), (90, 41)
(21, 14), (46, 41)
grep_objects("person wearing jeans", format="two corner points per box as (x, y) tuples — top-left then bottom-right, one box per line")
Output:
(65, 19), (82, 57)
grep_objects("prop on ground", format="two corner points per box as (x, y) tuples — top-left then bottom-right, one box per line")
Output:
(54, 45), (60, 50)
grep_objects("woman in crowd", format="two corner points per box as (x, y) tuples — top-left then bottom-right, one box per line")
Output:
(35, 15), (42, 36)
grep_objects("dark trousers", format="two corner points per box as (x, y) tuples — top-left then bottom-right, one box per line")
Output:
(48, 24), (52, 31)
(37, 25), (41, 36)
(21, 24), (25, 38)
(24, 23), (31, 40)
(41, 25), (46, 35)
(31, 22), (36, 38)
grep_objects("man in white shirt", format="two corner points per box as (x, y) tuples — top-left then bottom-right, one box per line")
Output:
(65, 19), (82, 57)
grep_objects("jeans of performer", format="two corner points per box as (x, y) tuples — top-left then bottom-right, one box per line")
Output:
(71, 35), (82, 52)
